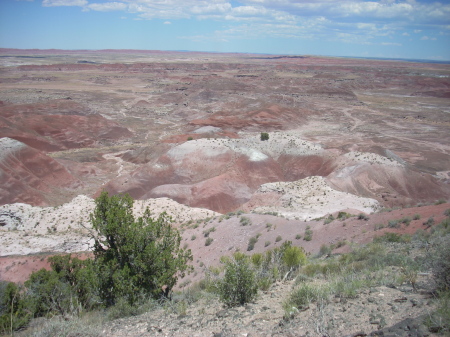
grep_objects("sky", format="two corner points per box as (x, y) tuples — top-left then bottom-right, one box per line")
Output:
(1, 0), (450, 60)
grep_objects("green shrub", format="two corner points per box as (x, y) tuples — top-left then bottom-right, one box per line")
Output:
(295, 234), (302, 240)
(318, 244), (332, 257)
(337, 212), (351, 220)
(358, 213), (369, 221)
(0, 282), (32, 334)
(218, 254), (258, 306)
(89, 192), (193, 305)
(423, 217), (435, 227)
(202, 227), (216, 237)
(374, 232), (405, 243)
(240, 216), (252, 226)
(283, 246), (307, 269)
(205, 237), (214, 246)
(304, 229), (313, 241)
(251, 253), (263, 267)
(413, 214), (421, 220)
(275, 235), (282, 242)
(425, 290), (450, 334)
(260, 132), (269, 141)
(429, 237), (450, 291)
(388, 220), (400, 228)
(374, 223), (385, 231)
(264, 241), (271, 247)
(287, 283), (329, 309)
(435, 199), (446, 205)
(247, 237), (258, 251)
(399, 217), (412, 226)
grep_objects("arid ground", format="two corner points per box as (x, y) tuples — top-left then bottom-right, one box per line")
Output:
(0, 49), (449, 336)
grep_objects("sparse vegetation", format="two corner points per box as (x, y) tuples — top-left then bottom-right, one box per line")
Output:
(423, 216), (435, 227)
(260, 132), (269, 141)
(205, 237), (214, 246)
(357, 213), (369, 221)
(247, 236), (258, 251)
(275, 235), (282, 242)
(202, 226), (216, 237)
(388, 219), (400, 228)
(304, 228), (313, 241)
(337, 212), (351, 220)
(240, 216), (252, 226)
(217, 253), (257, 307)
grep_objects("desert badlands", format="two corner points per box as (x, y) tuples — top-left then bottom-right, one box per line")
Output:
(0, 49), (449, 336)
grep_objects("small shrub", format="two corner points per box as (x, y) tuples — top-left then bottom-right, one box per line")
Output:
(218, 254), (257, 306)
(429, 237), (450, 290)
(283, 246), (307, 270)
(358, 213), (369, 221)
(191, 235), (197, 241)
(275, 235), (282, 242)
(435, 199), (446, 205)
(423, 217), (435, 227)
(337, 212), (351, 220)
(399, 217), (412, 226)
(388, 220), (400, 228)
(260, 132), (269, 141)
(287, 283), (329, 309)
(295, 234), (302, 240)
(374, 223), (385, 231)
(240, 217), (252, 226)
(444, 208), (450, 217)
(264, 241), (271, 247)
(205, 238), (214, 246)
(247, 237), (258, 251)
(187, 136), (194, 141)
(251, 253), (263, 267)
(202, 227), (216, 237)
(335, 240), (347, 248)
(425, 290), (450, 334)
(318, 244), (332, 257)
(304, 229), (313, 241)
(413, 214), (421, 220)
(374, 232), (407, 243)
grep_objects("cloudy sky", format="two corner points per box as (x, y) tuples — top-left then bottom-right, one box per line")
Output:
(1, 0), (449, 60)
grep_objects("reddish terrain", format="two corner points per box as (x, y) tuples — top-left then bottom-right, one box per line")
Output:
(0, 49), (449, 286)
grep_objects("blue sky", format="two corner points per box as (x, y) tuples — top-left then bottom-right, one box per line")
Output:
(1, 0), (449, 60)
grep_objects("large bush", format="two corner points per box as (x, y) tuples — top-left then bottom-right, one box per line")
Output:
(218, 253), (258, 306)
(0, 282), (32, 334)
(90, 192), (193, 305)
(25, 255), (99, 317)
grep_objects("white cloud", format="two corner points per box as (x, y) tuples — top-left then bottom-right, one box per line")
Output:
(164, 21), (171, 24)
(42, 0), (87, 6)
(190, 3), (231, 15)
(87, 2), (127, 11)
(420, 35), (429, 40)
(38, 0), (450, 52)
(381, 42), (402, 46)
